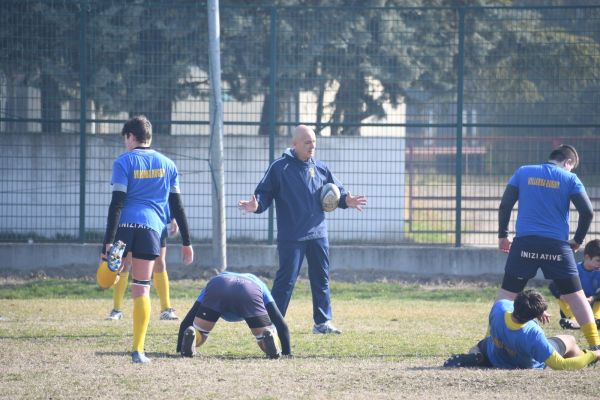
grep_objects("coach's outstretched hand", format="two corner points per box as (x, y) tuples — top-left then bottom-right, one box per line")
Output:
(238, 195), (258, 213)
(345, 192), (367, 212)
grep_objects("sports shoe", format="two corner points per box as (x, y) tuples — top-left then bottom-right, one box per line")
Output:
(313, 321), (342, 334)
(181, 326), (196, 357)
(159, 308), (179, 321)
(106, 309), (123, 321)
(131, 351), (151, 363)
(259, 329), (281, 359)
(559, 317), (580, 330)
(443, 352), (485, 368)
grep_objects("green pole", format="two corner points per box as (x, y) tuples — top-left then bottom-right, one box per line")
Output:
(78, 0), (88, 243)
(455, 7), (465, 248)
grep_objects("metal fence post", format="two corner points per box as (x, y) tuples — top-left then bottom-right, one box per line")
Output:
(455, 7), (465, 248)
(267, 6), (278, 244)
(78, 0), (88, 243)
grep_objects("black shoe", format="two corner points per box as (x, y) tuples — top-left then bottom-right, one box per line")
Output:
(260, 329), (281, 359)
(181, 326), (196, 358)
(595, 319), (600, 330)
(443, 352), (485, 368)
(559, 318), (580, 330)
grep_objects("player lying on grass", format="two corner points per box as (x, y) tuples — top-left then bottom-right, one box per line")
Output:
(176, 272), (291, 359)
(444, 289), (600, 370)
(549, 239), (600, 330)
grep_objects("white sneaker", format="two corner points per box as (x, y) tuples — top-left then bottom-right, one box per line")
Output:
(106, 309), (123, 321)
(313, 321), (342, 334)
(159, 308), (179, 321)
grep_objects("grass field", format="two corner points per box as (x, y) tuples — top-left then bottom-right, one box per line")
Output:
(0, 278), (597, 399)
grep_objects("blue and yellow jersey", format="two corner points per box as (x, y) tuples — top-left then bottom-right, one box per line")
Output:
(485, 300), (554, 369)
(196, 272), (275, 322)
(576, 262), (600, 298)
(508, 163), (585, 241)
(111, 148), (179, 234)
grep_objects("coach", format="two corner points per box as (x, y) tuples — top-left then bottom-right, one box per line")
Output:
(238, 125), (367, 334)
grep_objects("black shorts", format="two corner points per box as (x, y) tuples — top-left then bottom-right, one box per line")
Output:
(503, 236), (578, 291)
(197, 275), (270, 327)
(115, 225), (161, 260)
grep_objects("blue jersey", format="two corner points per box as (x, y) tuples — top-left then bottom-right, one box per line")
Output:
(111, 148), (180, 234)
(196, 272), (274, 322)
(508, 163), (585, 241)
(484, 300), (555, 369)
(254, 149), (347, 241)
(576, 262), (600, 298)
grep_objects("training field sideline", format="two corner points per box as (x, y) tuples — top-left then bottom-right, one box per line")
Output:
(0, 279), (597, 399)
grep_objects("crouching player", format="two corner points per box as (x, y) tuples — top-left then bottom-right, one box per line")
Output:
(445, 290), (600, 370)
(177, 272), (292, 359)
(549, 239), (600, 330)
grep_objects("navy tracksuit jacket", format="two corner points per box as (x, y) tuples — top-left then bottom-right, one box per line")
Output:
(254, 148), (348, 324)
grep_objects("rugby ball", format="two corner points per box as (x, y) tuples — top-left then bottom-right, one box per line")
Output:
(320, 183), (341, 212)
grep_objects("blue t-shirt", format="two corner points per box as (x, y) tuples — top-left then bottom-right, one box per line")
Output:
(577, 262), (600, 298)
(508, 163), (585, 241)
(111, 149), (180, 234)
(485, 299), (555, 369)
(196, 272), (274, 322)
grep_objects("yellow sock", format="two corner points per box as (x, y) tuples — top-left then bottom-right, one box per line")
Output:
(558, 299), (575, 319)
(153, 271), (171, 311)
(112, 272), (129, 311)
(593, 302), (600, 321)
(581, 322), (600, 347)
(132, 295), (151, 353)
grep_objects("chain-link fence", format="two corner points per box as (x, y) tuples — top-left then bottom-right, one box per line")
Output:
(1, 1), (599, 246)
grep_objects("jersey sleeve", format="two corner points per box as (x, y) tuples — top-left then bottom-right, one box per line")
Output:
(111, 157), (129, 192)
(260, 282), (275, 305)
(570, 174), (585, 195)
(544, 350), (596, 370)
(529, 330), (558, 364)
(506, 167), (520, 188)
(254, 164), (278, 214)
(169, 161), (180, 194)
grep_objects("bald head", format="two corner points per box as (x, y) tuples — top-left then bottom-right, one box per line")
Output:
(292, 125), (316, 161)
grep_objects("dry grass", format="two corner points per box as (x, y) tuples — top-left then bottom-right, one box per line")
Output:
(0, 295), (597, 399)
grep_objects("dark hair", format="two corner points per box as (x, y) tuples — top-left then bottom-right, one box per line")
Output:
(584, 239), (600, 259)
(548, 144), (579, 169)
(121, 115), (152, 143)
(512, 289), (547, 323)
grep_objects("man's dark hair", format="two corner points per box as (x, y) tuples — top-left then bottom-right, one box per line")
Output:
(121, 115), (152, 143)
(512, 289), (548, 323)
(548, 144), (579, 169)
(584, 239), (600, 259)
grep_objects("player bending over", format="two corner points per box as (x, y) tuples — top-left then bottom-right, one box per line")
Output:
(176, 272), (292, 359)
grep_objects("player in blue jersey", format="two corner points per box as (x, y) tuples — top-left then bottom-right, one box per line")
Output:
(238, 125), (367, 334)
(445, 290), (600, 369)
(101, 115), (194, 363)
(549, 239), (600, 330)
(495, 144), (599, 348)
(176, 272), (291, 359)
